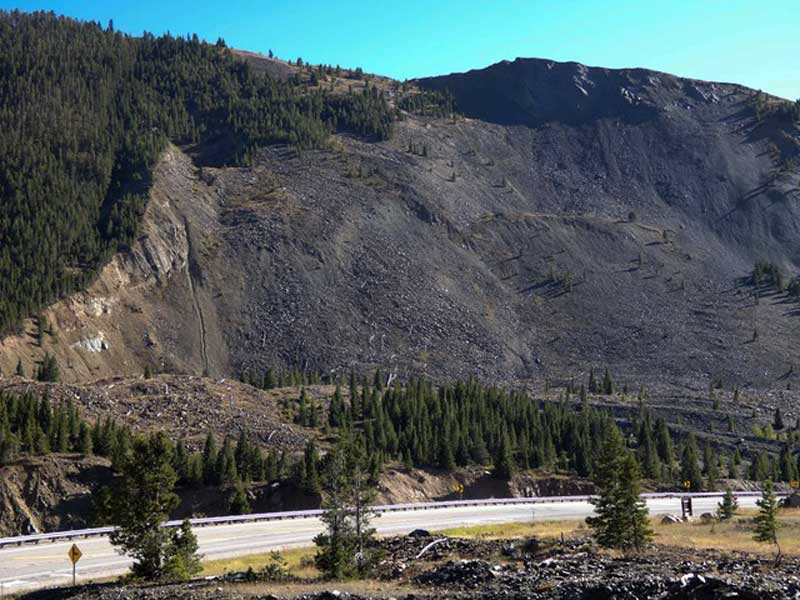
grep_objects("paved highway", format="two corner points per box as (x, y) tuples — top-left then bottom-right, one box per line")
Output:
(0, 495), (760, 593)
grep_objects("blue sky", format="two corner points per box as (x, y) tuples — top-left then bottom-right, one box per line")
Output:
(3, 0), (798, 99)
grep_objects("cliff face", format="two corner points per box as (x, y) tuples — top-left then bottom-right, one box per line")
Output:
(2, 58), (799, 388)
(0, 145), (229, 381)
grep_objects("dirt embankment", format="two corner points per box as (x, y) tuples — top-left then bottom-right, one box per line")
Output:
(376, 466), (593, 505)
(0, 454), (113, 536)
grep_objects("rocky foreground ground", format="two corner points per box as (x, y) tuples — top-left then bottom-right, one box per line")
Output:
(21, 533), (800, 600)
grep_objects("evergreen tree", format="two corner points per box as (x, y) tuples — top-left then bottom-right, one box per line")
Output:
(588, 368), (598, 394)
(703, 440), (719, 491)
(617, 452), (653, 550)
(329, 384), (345, 428)
(303, 440), (322, 496)
(163, 519), (202, 581)
(314, 437), (379, 579)
(216, 436), (238, 483)
(314, 446), (357, 580)
(587, 424), (653, 550)
(753, 480), (781, 564)
(779, 444), (796, 482)
(750, 450), (771, 482)
(202, 431), (218, 485)
(348, 440), (379, 576)
(680, 434), (703, 491)
(602, 369), (614, 395)
(15, 359), (24, 378)
(655, 418), (674, 477)
(37, 353), (59, 382)
(493, 432), (516, 479)
(716, 488), (738, 521)
(78, 422), (93, 455)
(728, 449), (741, 479)
(101, 432), (181, 580)
(228, 484), (251, 515)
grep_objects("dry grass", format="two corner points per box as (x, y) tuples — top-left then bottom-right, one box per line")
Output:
(652, 508), (800, 556)
(438, 508), (800, 557)
(439, 519), (586, 540)
(202, 546), (422, 597)
(201, 546), (317, 578)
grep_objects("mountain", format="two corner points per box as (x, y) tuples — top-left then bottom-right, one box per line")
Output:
(0, 15), (799, 390)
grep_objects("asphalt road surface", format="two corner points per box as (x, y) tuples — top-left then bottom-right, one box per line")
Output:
(0, 495), (760, 594)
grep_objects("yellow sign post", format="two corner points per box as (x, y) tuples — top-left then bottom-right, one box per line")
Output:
(454, 483), (464, 500)
(68, 544), (82, 586)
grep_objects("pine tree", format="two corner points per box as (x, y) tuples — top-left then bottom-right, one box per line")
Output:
(716, 488), (738, 520)
(37, 353), (59, 382)
(78, 422), (93, 455)
(217, 436), (238, 483)
(493, 432), (516, 479)
(348, 440), (379, 576)
(329, 383), (345, 428)
(753, 480), (781, 564)
(101, 432), (181, 580)
(588, 368), (598, 394)
(602, 369), (614, 395)
(703, 440), (719, 491)
(617, 452), (653, 550)
(264, 367), (276, 390)
(314, 437), (379, 579)
(314, 446), (356, 579)
(202, 431), (218, 485)
(680, 434), (703, 491)
(779, 444), (796, 482)
(438, 435), (456, 471)
(655, 418), (674, 477)
(228, 484), (251, 515)
(729, 449), (741, 479)
(750, 450), (771, 482)
(163, 519), (202, 581)
(303, 440), (322, 496)
(587, 424), (653, 550)
(15, 359), (24, 378)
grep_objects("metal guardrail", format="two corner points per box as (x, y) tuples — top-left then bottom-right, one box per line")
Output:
(0, 490), (782, 548)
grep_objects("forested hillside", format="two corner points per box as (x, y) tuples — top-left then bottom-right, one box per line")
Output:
(0, 10), (393, 333)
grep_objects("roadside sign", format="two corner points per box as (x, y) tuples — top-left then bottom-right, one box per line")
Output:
(68, 544), (82, 586)
(68, 544), (82, 564)
(791, 480), (799, 489)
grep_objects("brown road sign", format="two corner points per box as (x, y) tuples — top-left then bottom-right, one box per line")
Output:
(68, 544), (82, 564)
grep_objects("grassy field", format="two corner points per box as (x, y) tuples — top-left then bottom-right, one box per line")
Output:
(439, 519), (588, 540)
(653, 509), (800, 555)
(202, 546), (317, 578)
(442, 509), (800, 557)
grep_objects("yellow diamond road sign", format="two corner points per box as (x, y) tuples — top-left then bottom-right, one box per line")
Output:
(68, 543), (82, 564)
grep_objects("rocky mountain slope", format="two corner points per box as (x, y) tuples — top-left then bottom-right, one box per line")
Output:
(1, 56), (798, 388)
